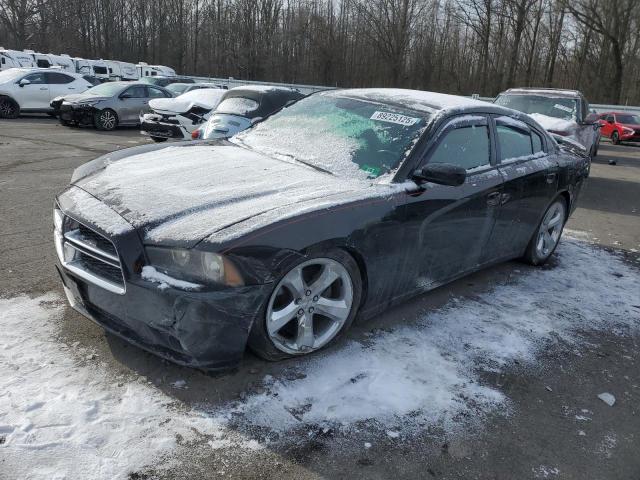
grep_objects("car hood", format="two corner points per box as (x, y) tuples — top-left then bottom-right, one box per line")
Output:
(64, 94), (110, 104)
(149, 96), (217, 115)
(70, 143), (395, 248)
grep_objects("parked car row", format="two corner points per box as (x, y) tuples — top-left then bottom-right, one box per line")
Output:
(53, 87), (591, 369)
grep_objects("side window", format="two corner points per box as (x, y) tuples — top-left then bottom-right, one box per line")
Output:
(147, 87), (168, 98)
(428, 124), (490, 170)
(23, 72), (47, 84)
(36, 59), (50, 68)
(46, 72), (74, 84)
(497, 125), (533, 162)
(606, 114), (614, 123)
(531, 130), (544, 154)
(124, 86), (147, 98)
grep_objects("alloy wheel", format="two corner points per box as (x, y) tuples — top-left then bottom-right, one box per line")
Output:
(535, 201), (565, 259)
(0, 99), (16, 118)
(100, 110), (116, 130)
(266, 258), (354, 354)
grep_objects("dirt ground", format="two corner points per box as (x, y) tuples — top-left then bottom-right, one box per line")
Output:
(1, 116), (639, 479)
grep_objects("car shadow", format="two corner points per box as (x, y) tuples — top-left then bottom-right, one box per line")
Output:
(576, 175), (639, 216)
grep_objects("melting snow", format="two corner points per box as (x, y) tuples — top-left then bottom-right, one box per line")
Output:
(1, 238), (638, 478)
(141, 266), (202, 291)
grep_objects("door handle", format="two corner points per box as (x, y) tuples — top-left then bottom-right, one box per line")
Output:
(40, 87), (47, 91)
(486, 191), (501, 206)
(546, 172), (557, 184)
(68, 87), (75, 90)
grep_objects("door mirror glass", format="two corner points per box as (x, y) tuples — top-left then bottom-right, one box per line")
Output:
(18, 78), (31, 87)
(413, 163), (466, 187)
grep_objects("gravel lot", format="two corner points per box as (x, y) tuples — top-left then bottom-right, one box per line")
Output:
(1, 116), (639, 479)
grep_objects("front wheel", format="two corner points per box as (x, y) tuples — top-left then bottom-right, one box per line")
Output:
(522, 198), (567, 266)
(248, 250), (362, 361)
(94, 108), (118, 131)
(0, 96), (20, 119)
(611, 130), (620, 145)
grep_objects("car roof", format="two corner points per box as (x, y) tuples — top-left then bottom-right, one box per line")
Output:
(501, 87), (582, 99)
(325, 88), (491, 114)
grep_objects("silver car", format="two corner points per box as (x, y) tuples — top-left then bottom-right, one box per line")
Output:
(57, 81), (173, 130)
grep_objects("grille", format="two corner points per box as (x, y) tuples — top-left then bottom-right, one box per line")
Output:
(56, 211), (125, 294)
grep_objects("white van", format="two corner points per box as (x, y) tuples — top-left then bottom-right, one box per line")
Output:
(0, 48), (36, 70)
(105, 60), (139, 81)
(74, 58), (109, 80)
(137, 62), (176, 78)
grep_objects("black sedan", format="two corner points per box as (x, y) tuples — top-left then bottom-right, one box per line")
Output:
(54, 88), (589, 370)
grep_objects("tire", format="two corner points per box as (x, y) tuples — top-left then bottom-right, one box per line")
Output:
(59, 117), (72, 127)
(94, 108), (118, 131)
(151, 136), (168, 143)
(591, 140), (598, 158)
(611, 130), (620, 145)
(522, 198), (567, 266)
(0, 96), (20, 119)
(248, 249), (362, 361)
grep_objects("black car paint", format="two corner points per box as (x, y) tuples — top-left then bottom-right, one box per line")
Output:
(55, 101), (589, 370)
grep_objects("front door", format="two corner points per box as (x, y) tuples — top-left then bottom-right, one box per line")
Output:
(400, 115), (503, 289)
(15, 72), (49, 109)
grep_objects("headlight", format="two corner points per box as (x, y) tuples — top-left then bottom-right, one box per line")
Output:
(623, 127), (634, 135)
(77, 99), (101, 107)
(145, 247), (244, 287)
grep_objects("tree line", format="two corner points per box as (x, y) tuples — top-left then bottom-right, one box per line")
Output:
(1, 0), (639, 105)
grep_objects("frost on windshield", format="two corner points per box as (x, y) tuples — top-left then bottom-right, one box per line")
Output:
(233, 94), (427, 180)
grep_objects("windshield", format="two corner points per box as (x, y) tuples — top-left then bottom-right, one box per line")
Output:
(616, 114), (640, 124)
(202, 114), (252, 139)
(216, 97), (259, 116)
(0, 69), (24, 83)
(232, 92), (428, 179)
(495, 94), (578, 121)
(85, 83), (125, 96)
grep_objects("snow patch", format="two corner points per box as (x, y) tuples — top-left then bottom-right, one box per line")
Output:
(0, 295), (252, 480)
(224, 239), (639, 434)
(141, 266), (202, 291)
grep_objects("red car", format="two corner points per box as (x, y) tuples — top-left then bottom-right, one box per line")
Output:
(598, 112), (640, 144)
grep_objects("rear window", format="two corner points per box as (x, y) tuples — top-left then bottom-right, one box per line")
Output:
(497, 125), (533, 162)
(216, 97), (259, 116)
(93, 66), (108, 75)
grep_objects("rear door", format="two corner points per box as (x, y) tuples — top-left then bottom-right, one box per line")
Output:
(400, 114), (504, 288)
(145, 86), (170, 115)
(484, 115), (559, 261)
(119, 85), (148, 123)
(15, 72), (49, 109)
(46, 72), (80, 100)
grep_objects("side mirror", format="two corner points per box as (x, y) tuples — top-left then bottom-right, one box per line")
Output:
(607, 119), (614, 124)
(412, 163), (466, 187)
(18, 79), (31, 87)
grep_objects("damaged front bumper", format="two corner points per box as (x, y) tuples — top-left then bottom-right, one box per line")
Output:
(140, 114), (193, 140)
(57, 263), (270, 370)
(54, 191), (271, 370)
(59, 103), (99, 125)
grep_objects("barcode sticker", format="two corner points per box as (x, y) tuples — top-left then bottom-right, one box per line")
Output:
(371, 111), (420, 126)
(553, 104), (574, 113)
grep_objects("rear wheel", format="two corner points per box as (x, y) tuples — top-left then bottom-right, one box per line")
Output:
(0, 96), (19, 119)
(248, 250), (362, 361)
(150, 136), (168, 143)
(94, 108), (118, 131)
(611, 130), (620, 145)
(522, 198), (567, 266)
